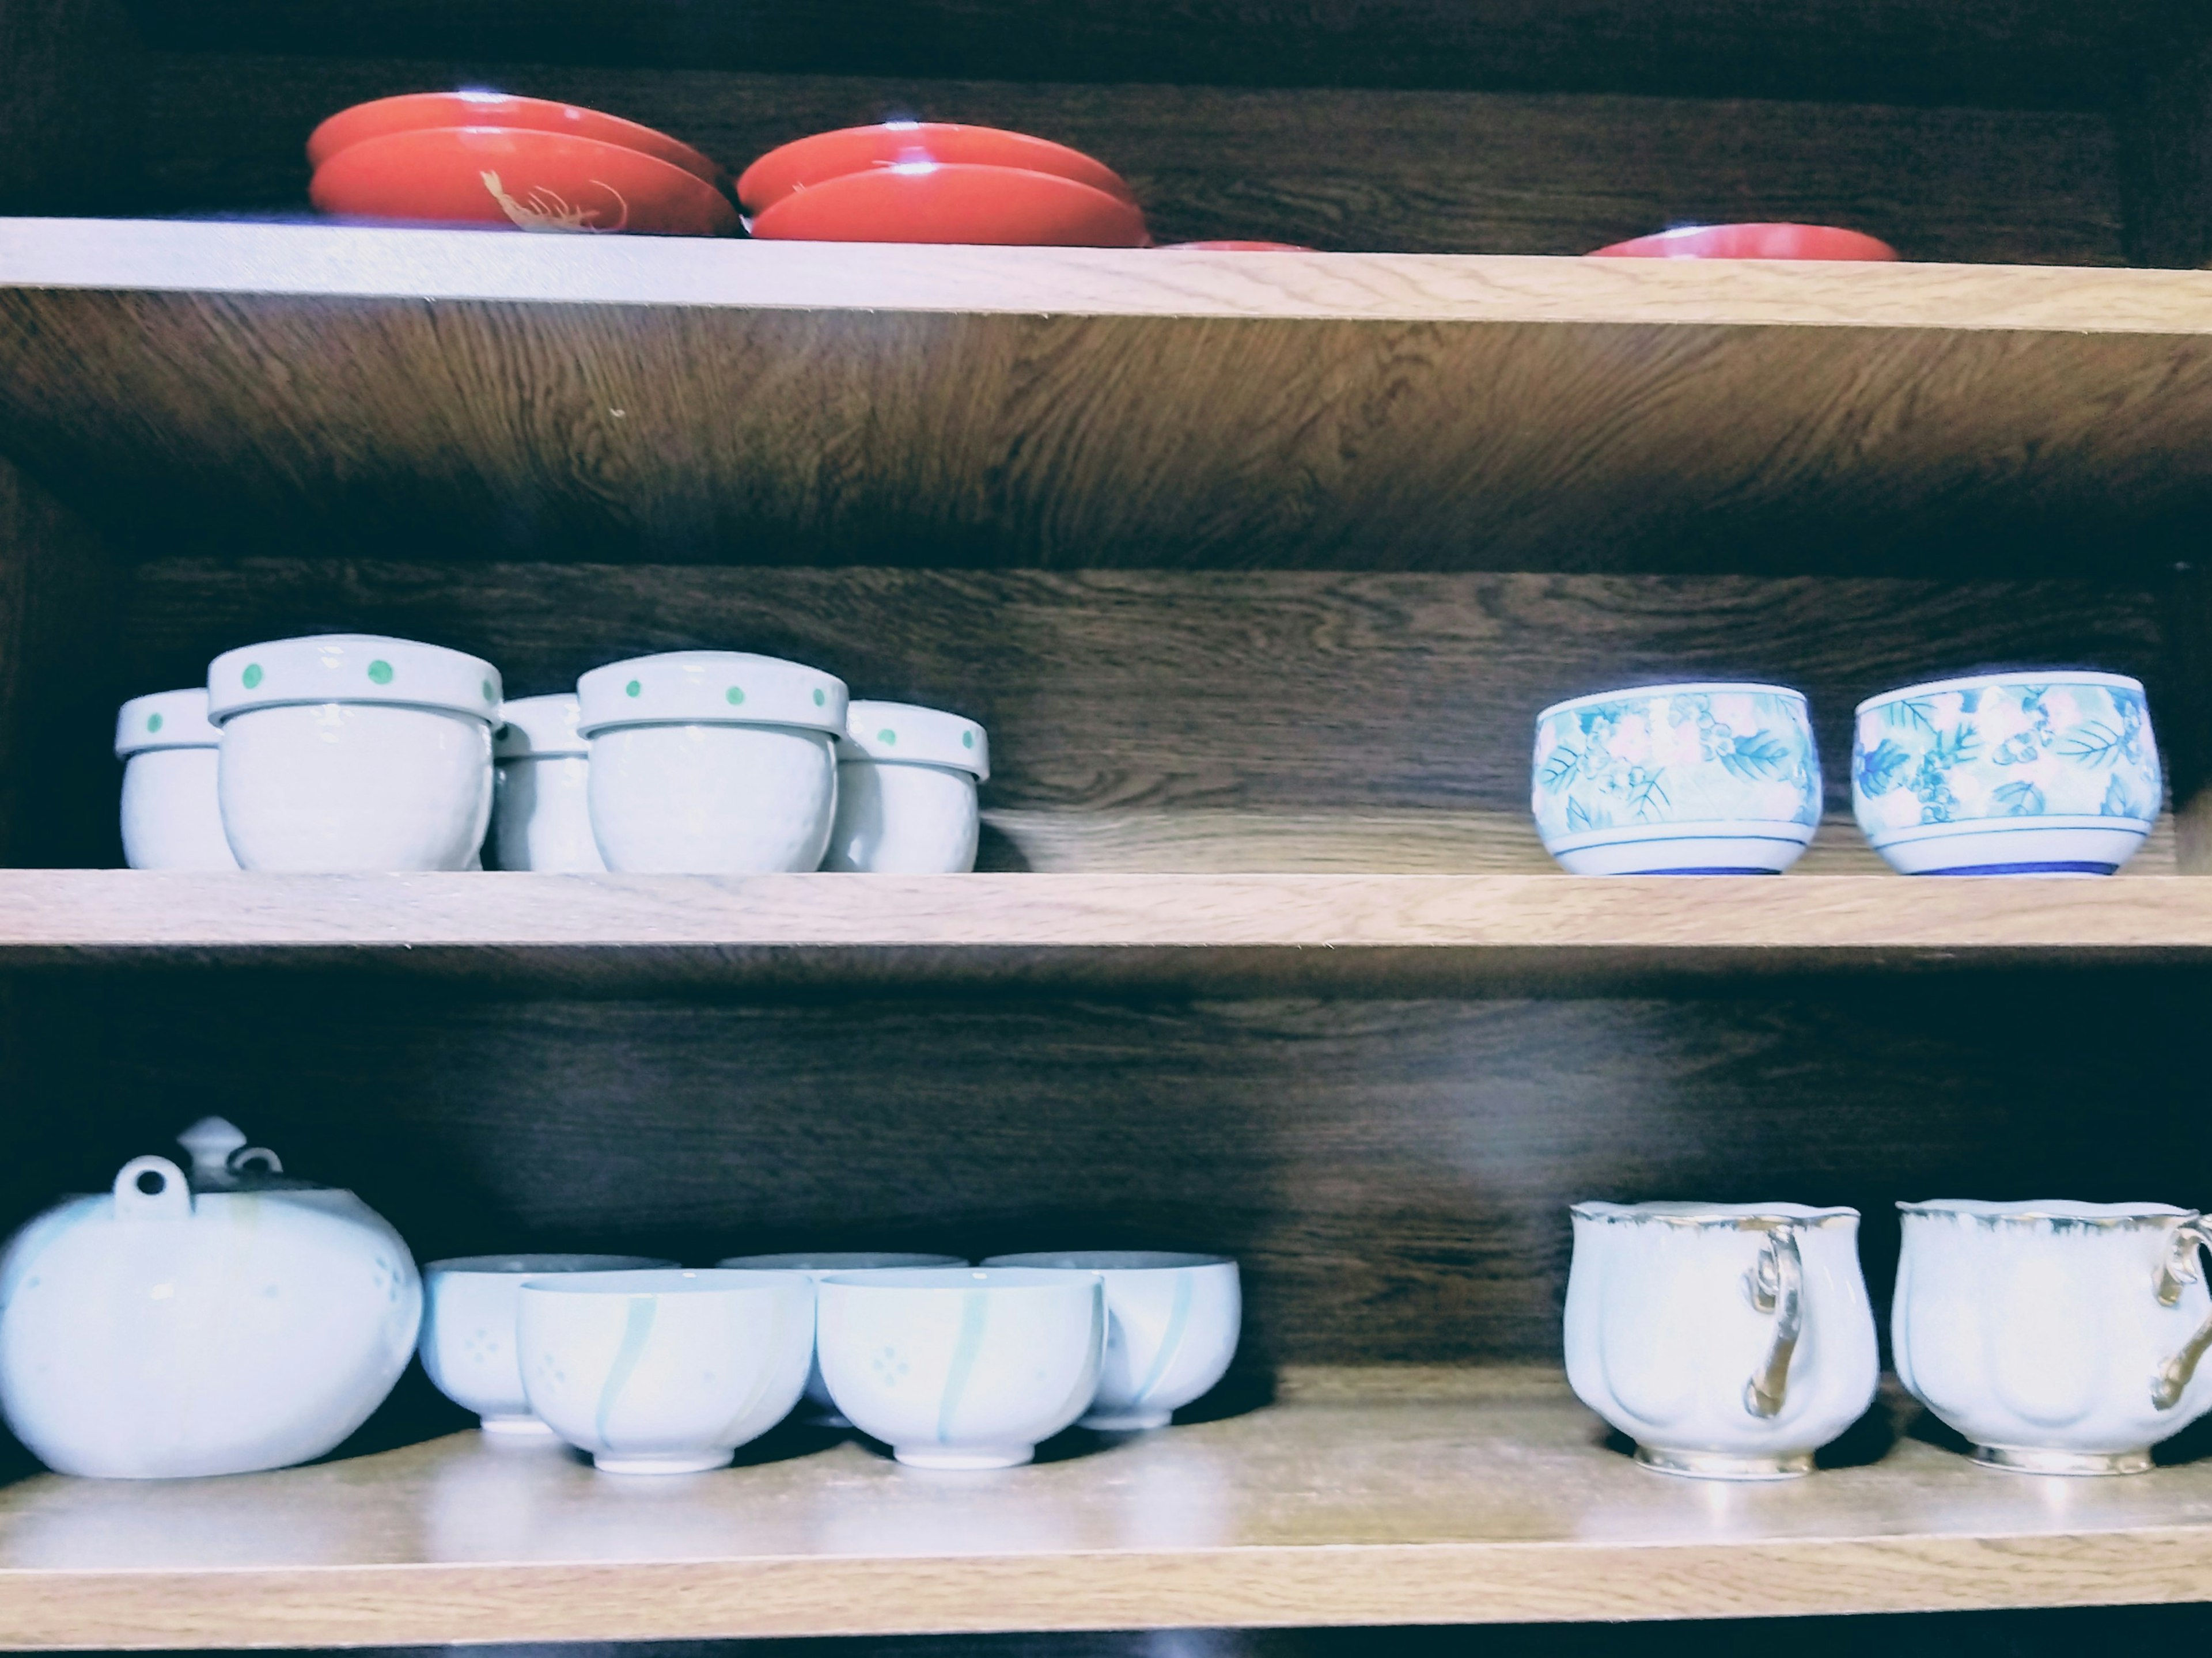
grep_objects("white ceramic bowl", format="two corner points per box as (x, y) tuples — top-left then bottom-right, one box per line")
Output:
(983, 1252), (1240, 1429)
(421, 1254), (675, 1435)
(1852, 673), (2161, 875)
(817, 1266), (1104, 1469)
(717, 1252), (967, 1425)
(517, 1268), (813, 1474)
(1532, 683), (1821, 874)
(824, 701), (991, 873)
(115, 689), (237, 870)
(491, 695), (604, 872)
(577, 652), (850, 873)
(207, 635), (501, 871)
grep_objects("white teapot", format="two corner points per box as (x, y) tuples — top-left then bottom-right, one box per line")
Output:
(0, 1119), (421, 1478)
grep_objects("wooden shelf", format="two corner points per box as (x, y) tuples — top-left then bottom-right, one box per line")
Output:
(5, 1368), (2211, 1647)
(3, 221), (2211, 572)
(2, 872), (2208, 988)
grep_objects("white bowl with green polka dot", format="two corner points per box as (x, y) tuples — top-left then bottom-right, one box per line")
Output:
(207, 636), (502, 872)
(115, 689), (237, 870)
(575, 652), (849, 874)
(825, 701), (990, 874)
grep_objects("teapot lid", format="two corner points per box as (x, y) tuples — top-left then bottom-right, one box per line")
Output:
(174, 1117), (320, 1192)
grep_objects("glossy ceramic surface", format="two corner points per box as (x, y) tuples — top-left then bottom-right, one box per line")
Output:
(308, 92), (724, 186)
(746, 164), (1149, 246)
(1894, 1201), (2212, 1471)
(421, 1254), (675, 1433)
(1588, 223), (1899, 260)
(736, 123), (1134, 213)
(984, 1252), (1241, 1430)
(817, 1268), (1104, 1469)
(715, 1253), (965, 1423)
(492, 757), (604, 871)
(518, 1269), (814, 1474)
(116, 689), (235, 871)
(1565, 1202), (1878, 1478)
(0, 1121), (421, 1479)
(824, 761), (979, 872)
(311, 128), (741, 236)
(1532, 683), (1821, 874)
(1157, 241), (1317, 251)
(1852, 673), (2160, 875)
(218, 704), (494, 871)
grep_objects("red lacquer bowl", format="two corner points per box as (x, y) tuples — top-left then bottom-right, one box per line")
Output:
(311, 127), (741, 236)
(308, 92), (724, 189)
(1587, 223), (1899, 260)
(745, 162), (1148, 246)
(1158, 240), (1317, 251)
(737, 122), (1134, 215)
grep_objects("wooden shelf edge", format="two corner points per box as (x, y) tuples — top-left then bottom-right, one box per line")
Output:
(6, 219), (2212, 334)
(1, 872), (2209, 959)
(5, 1372), (2212, 1646)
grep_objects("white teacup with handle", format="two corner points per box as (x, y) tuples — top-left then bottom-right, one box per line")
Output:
(1894, 1200), (2212, 1474)
(1565, 1201), (1879, 1479)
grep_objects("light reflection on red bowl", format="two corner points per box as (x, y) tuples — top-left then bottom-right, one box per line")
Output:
(738, 123), (1135, 215)
(1587, 223), (1899, 260)
(309, 92), (724, 189)
(745, 162), (1148, 246)
(310, 127), (741, 237)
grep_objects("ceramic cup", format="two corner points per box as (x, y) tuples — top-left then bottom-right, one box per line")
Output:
(490, 695), (604, 872)
(1565, 1202), (1878, 1478)
(115, 689), (238, 870)
(1532, 683), (1821, 874)
(1893, 1200), (2212, 1473)
(576, 652), (850, 873)
(517, 1268), (814, 1474)
(1852, 673), (2161, 875)
(716, 1252), (967, 1426)
(983, 1251), (1240, 1430)
(823, 701), (991, 873)
(817, 1266), (1104, 1469)
(207, 635), (501, 871)
(421, 1254), (676, 1435)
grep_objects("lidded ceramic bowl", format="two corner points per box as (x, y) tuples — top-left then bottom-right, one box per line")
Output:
(115, 689), (237, 870)
(1852, 672), (2160, 875)
(824, 701), (991, 873)
(207, 634), (501, 871)
(0, 1117), (422, 1478)
(1532, 683), (1821, 874)
(577, 651), (850, 873)
(490, 694), (604, 872)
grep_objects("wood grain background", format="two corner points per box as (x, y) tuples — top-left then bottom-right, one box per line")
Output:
(139, 54), (2128, 263)
(33, 559), (2149, 873)
(8, 969), (2205, 1369)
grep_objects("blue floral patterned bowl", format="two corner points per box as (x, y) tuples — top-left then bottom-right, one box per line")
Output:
(1851, 671), (2160, 875)
(1532, 682), (1822, 874)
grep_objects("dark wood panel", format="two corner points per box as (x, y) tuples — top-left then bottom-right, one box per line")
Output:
(11, 970), (2207, 1367)
(7, 252), (2206, 576)
(139, 54), (2127, 263)
(115, 559), (2163, 829)
(120, 0), (2187, 111)
(0, 0), (143, 215)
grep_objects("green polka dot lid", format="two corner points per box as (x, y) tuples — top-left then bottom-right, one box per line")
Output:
(205, 635), (502, 726)
(493, 693), (588, 760)
(575, 651), (848, 737)
(115, 688), (221, 757)
(836, 700), (990, 780)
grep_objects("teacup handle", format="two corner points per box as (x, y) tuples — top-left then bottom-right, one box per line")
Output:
(2152, 1219), (2212, 1411)
(1741, 1224), (1804, 1418)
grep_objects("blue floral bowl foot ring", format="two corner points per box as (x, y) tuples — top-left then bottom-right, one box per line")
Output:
(1866, 819), (2151, 877)
(1541, 822), (1816, 876)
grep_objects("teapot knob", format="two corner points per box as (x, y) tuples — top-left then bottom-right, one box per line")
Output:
(177, 1117), (248, 1182)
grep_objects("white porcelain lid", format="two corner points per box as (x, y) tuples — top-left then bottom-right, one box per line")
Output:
(494, 693), (587, 758)
(836, 700), (990, 778)
(116, 689), (219, 755)
(576, 651), (848, 735)
(207, 635), (502, 723)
